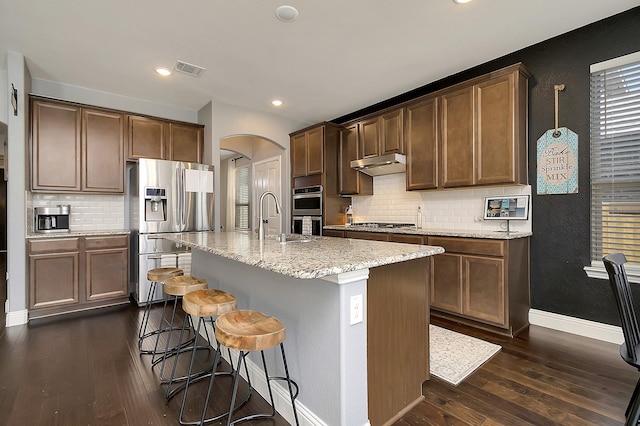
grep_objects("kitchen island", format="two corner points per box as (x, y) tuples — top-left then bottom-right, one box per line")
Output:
(162, 231), (444, 426)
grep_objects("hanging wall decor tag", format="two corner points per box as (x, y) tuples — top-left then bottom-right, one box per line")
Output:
(537, 127), (578, 194)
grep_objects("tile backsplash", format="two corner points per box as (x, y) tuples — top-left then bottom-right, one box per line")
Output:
(350, 173), (532, 233)
(27, 193), (125, 233)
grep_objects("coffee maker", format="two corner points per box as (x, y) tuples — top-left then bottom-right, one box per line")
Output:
(34, 205), (70, 233)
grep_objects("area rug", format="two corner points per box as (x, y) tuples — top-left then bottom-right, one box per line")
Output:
(429, 324), (501, 386)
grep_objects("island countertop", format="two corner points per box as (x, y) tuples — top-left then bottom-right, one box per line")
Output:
(162, 230), (444, 279)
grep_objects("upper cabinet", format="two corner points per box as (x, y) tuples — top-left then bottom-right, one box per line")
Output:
(360, 108), (404, 159)
(406, 63), (530, 191)
(31, 98), (125, 193)
(127, 116), (167, 160)
(405, 95), (439, 191)
(291, 125), (325, 177)
(339, 123), (373, 195)
(127, 116), (204, 163)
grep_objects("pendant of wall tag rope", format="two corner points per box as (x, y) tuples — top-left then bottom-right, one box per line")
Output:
(536, 84), (579, 194)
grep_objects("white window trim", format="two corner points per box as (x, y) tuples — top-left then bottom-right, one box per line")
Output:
(585, 262), (640, 284)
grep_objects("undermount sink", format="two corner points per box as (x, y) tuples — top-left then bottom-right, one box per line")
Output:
(276, 235), (314, 243)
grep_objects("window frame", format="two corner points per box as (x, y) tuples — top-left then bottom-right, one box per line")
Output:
(585, 50), (640, 284)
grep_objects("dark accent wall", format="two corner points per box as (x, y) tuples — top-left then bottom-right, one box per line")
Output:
(334, 7), (640, 326)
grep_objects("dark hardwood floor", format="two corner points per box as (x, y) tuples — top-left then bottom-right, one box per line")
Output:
(0, 303), (635, 425)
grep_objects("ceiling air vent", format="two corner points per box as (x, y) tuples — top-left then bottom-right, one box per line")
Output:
(173, 60), (206, 77)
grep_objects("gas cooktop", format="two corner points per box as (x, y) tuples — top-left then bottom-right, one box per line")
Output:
(352, 222), (415, 228)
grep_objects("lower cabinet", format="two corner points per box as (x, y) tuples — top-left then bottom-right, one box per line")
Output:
(28, 234), (129, 318)
(428, 236), (529, 336)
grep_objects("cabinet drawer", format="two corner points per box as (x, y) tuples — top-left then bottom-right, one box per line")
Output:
(428, 237), (504, 257)
(345, 231), (389, 241)
(29, 238), (80, 254)
(85, 235), (129, 250)
(389, 234), (426, 245)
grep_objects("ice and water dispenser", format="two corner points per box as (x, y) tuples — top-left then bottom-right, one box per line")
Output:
(145, 187), (167, 222)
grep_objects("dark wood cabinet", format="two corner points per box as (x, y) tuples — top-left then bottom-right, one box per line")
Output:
(28, 235), (130, 319)
(428, 236), (529, 336)
(31, 99), (82, 191)
(291, 125), (324, 177)
(441, 86), (475, 188)
(323, 229), (345, 238)
(84, 236), (129, 301)
(82, 108), (125, 193)
(339, 123), (373, 195)
(169, 122), (204, 163)
(405, 96), (439, 190)
(31, 98), (125, 193)
(127, 115), (167, 160)
(345, 231), (389, 241)
(28, 238), (80, 310)
(127, 117), (204, 163)
(360, 108), (404, 159)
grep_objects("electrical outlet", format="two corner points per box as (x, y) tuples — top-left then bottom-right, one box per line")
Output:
(474, 216), (484, 223)
(350, 294), (363, 325)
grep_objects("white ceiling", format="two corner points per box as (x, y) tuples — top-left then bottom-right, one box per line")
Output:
(1, 0), (638, 125)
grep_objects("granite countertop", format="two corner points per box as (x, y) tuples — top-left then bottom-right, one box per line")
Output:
(324, 224), (532, 240)
(26, 230), (130, 239)
(161, 231), (444, 280)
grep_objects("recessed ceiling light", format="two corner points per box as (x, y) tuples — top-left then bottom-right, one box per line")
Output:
(271, 100), (283, 107)
(453, 0), (472, 3)
(275, 5), (299, 22)
(154, 67), (172, 76)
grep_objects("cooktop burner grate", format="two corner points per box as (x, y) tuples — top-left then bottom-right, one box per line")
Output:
(353, 222), (415, 228)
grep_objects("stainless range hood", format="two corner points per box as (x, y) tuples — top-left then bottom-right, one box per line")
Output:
(350, 153), (406, 176)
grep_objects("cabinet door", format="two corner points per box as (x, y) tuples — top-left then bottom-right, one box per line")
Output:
(360, 117), (380, 158)
(389, 234), (425, 244)
(430, 253), (463, 314)
(380, 108), (404, 155)
(85, 236), (128, 301)
(169, 122), (203, 163)
(291, 133), (308, 177)
(127, 115), (167, 160)
(463, 255), (505, 326)
(406, 97), (438, 190)
(339, 124), (372, 195)
(475, 73), (516, 185)
(31, 99), (82, 191)
(82, 108), (125, 193)
(29, 251), (80, 309)
(441, 86), (474, 188)
(306, 126), (324, 175)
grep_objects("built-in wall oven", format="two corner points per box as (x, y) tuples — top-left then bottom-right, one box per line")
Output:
(292, 185), (322, 216)
(292, 185), (323, 236)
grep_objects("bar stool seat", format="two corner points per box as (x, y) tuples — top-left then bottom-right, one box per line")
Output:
(151, 276), (209, 378)
(176, 289), (239, 419)
(138, 267), (183, 354)
(213, 310), (300, 426)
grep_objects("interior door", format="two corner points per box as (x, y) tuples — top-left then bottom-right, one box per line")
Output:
(253, 156), (282, 237)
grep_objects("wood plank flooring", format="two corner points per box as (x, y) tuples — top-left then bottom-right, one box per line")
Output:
(0, 303), (635, 425)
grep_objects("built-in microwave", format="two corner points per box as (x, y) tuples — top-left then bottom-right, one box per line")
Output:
(292, 215), (322, 236)
(292, 185), (323, 216)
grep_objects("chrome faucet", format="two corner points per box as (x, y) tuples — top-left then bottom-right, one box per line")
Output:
(258, 191), (282, 241)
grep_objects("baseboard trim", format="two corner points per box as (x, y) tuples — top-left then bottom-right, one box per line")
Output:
(529, 309), (623, 345)
(6, 309), (29, 327)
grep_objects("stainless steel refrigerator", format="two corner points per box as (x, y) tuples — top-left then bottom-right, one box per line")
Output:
(128, 158), (214, 306)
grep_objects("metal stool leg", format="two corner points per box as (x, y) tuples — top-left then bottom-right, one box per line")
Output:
(138, 281), (157, 350)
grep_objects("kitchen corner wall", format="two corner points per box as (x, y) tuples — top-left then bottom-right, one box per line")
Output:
(27, 193), (125, 233)
(350, 173), (532, 233)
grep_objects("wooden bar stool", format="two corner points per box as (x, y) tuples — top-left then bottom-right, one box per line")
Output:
(176, 289), (240, 419)
(138, 267), (183, 354)
(151, 275), (209, 380)
(211, 309), (300, 426)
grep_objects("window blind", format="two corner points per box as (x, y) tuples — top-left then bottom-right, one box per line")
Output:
(235, 165), (250, 230)
(590, 54), (640, 265)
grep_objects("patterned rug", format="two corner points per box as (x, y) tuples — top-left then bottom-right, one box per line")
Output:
(430, 324), (501, 386)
